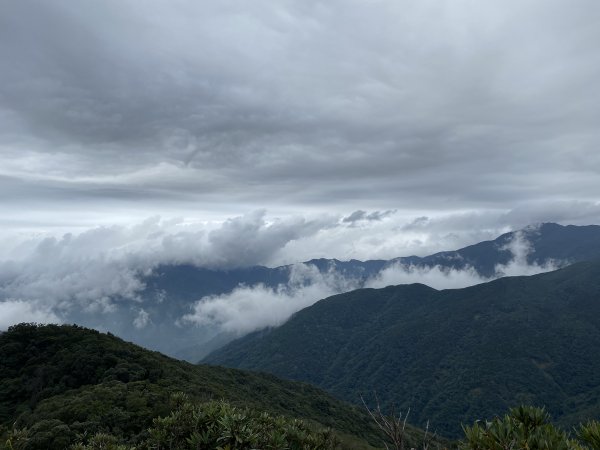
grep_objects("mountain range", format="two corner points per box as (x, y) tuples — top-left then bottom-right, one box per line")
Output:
(4, 223), (600, 363)
(205, 259), (600, 437)
(3, 223), (600, 447)
(84, 223), (600, 360)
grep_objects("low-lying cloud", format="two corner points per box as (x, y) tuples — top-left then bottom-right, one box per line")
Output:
(180, 263), (359, 335)
(0, 211), (336, 322)
(0, 213), (574, 335)
(495, 231), (559, 277)
(366, 264), (485, 290)
(0, 300), (60, 330)
(367, 231), (559, 290)
(183, 230), (561, 335)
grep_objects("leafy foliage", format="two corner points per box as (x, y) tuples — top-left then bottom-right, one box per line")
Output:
(205, 261), (600, 436)
(579, 421), (600, 449)
(147, 396), (339, 449)
(0, 323), (386, 449)
(68, 396), (340, 450)
(460, 405), (600, 450)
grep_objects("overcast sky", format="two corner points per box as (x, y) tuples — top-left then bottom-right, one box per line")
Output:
(1, 0), (600, 263)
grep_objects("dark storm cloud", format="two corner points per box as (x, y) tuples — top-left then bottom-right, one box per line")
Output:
(343, 210), (369, 223)
(2, 0), (600, 222)
(343, 209), (396, 223)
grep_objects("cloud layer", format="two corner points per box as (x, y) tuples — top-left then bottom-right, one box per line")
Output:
(0, 300), (60, 330)
(0, 211), (566, 332)
(182, 229), (560, 335)
(0, 211), (335, 318)
(366, 231), (559, 290)
(181, 263), (359, 335)
(1, 1), (600, 228)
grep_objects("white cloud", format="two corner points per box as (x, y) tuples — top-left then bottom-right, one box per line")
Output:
(0, 211), (337, 320)
(494, 230), (559, 277)
(366, 229), (560, 291)
(180, 263), (359, 335)
(0, 211), (577, 335)
(133, 308), (150, 329)
(366, 264), (486, 290)
(0, 300), (61, 330)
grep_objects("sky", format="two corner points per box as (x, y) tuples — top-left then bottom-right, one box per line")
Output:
(2, 0), (600, 337)
(1, 0), (600, 264)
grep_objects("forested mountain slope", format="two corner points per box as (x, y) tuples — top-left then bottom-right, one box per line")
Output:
(0, 324), (423, 449)
(205, 260), (600, 437)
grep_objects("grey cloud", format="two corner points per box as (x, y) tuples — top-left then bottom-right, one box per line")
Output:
(133, 308), (151, 330)
(203, 210), (337, 268)
(0, 207), (588, 334)
(343, 209), (397, 223)
(499, 201), (600, 228)
(0, 300), (61, 330)
(398, 201), (600, 238)
(1, 0), (600, 223)
(0, 211), (340, 321)
(343, 210), (369, 223)
(367, 210), (397, 221)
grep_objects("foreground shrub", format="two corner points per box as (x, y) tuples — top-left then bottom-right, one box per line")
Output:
(70, 395), (339, 450)
(460, 405), (600, 450)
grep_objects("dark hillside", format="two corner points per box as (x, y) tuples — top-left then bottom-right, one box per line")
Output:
(0, 323), (414, 449)
(205, 261), (600, 437)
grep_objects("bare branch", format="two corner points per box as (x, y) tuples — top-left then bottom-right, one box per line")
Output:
(361, 394), (409, 450)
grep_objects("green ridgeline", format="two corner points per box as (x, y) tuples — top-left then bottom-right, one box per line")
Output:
(205, 260), (600, 437)
(0, 323), (443, 449)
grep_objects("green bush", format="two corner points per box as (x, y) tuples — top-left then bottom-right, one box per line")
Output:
(460, 405), (600, 450)
(70, 395), (340, 450)
(145, 396), (339, 449)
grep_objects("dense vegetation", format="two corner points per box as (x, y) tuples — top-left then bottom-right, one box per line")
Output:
(2, 325), (599, 449)
(460, 405), (600, 450)
(5, 396), (342, 450)
(0, 323), (442, 449)
(7, 397), (600, 449)
(205, 260), (600, 437)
